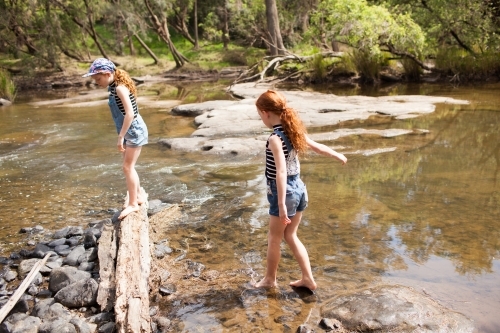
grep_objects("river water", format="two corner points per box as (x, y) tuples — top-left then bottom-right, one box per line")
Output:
(0, 81), (499, 332)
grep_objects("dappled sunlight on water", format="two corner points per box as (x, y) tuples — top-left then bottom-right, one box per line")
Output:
(1, 82), (499, 332)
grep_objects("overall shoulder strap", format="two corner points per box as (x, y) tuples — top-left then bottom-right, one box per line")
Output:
(273, 129), (293, 154)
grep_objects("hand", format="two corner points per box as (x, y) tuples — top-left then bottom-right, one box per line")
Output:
(279, 204), (291, 225)
(117, 136), (125, 152)
(336, 153), (347, 165)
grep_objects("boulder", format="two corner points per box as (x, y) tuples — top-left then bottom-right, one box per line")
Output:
(321, 285), (474, 333)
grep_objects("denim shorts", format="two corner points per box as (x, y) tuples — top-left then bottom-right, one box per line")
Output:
(124, 117), (148, 148)
(267, 174), (308, 217)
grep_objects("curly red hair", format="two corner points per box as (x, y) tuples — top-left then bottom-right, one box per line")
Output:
(114, 68), (137, 97)
(256, 90), (308, 155)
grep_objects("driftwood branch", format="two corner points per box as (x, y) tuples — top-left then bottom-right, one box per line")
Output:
(0, 253), (51, 322)
(233, 51), (344, 84)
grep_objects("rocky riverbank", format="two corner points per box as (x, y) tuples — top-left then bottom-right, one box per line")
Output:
(0, 200), (476, 333)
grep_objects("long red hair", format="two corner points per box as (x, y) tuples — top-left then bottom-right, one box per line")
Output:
(256, 90), (308, 154)
(115, 68), (137, 97)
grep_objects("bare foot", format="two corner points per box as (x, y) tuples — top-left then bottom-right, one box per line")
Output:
(137, 187), (146, 205)
(290, 278), (317, 291)
(123, 188), (146, 208)
(254, 278), (278, 289)
(119, 205), (140, 219)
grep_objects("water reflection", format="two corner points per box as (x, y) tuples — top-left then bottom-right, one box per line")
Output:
(1, 82), (499, 332)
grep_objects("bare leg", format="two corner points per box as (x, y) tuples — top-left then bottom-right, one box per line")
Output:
(283, 212), (317, 290)
(119, 146), (142, 219)
(255, 215), (286, 288)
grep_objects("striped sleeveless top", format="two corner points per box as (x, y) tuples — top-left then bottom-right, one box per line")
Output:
(109, 81), (138, 119)
(265, 124), (300, 179)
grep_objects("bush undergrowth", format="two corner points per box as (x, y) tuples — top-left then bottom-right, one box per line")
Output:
(435, 48), (500, 80)
(0, 69), (16, 101)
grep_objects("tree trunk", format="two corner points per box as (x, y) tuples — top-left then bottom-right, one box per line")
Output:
(126, 29), (136, 56)
(134, 33), (159, 64)
(83, 0), (110, 59)
(50, 0), (109, 60)
(222, 2), (229, 50)
(144, 0), (188, 68)
(114, 194), (151, 333)
(194, 0), (199, 50)
(265, 0), (285, 55)
(171, 6), (195, 45)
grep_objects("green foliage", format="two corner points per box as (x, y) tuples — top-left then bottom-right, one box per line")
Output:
(307, 54), (328, 81)
(435, 48), (500, 80)
(180, 43), (266, 70)
(0, 69), (16, 101)
(198, 0), (265, 44)
(348, 49), (383, 81)
(400, 58), (422, 80)
(380, 0), (500, 54)
(310, 0), (426, 60)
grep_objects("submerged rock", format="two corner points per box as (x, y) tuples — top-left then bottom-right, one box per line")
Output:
(321, 284), (474, 333)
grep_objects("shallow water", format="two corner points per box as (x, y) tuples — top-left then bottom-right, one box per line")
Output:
(0, 82), (499, 332)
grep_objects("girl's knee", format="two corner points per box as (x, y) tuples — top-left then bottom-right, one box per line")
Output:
(284, 232), (298, 244)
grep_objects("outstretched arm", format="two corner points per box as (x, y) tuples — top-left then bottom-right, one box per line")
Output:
(306, 136), (347, 164)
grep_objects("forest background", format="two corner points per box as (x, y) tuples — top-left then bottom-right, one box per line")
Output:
(1, 0), (500, 102)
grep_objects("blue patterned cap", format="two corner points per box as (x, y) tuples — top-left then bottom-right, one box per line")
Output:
(82, 58), (116, 77)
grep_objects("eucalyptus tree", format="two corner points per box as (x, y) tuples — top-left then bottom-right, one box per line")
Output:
(265, 0), (285, 55)
(0, 0), (96, 69)
(169, 0), (196, 45)
(49, 0), (114, 60)
(310, 0), (426, 79)
(369, 0), (500, 54)
(197, 0), (270, 49)
(140, 0), (188, 67)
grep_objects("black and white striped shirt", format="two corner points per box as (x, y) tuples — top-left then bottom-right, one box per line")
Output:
(109, 81), (138, 119)
(265, 125), (300, 179)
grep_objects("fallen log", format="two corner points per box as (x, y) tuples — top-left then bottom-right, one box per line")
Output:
(114, 192), (151, 333)
(96, 220), (118, 312)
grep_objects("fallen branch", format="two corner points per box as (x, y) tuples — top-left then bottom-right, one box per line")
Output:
(0, 253), (51, 323)
(232, 51), (344, 84)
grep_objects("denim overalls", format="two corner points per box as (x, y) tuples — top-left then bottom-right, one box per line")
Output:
(266, 129), (308, 217)
(108, 86), (148, 148)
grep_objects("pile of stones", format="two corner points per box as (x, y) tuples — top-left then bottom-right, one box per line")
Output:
(0, 217), (170, 333)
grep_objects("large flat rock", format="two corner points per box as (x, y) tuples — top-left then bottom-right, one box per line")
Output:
(321, 284), (474, 333)
(160, 83), (468, 156)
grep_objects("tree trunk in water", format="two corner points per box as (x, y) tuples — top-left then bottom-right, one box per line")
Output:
(265, 0), (285, 55)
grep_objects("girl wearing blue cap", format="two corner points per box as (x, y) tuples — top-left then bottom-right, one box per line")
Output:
(83, 58), (148, 219)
